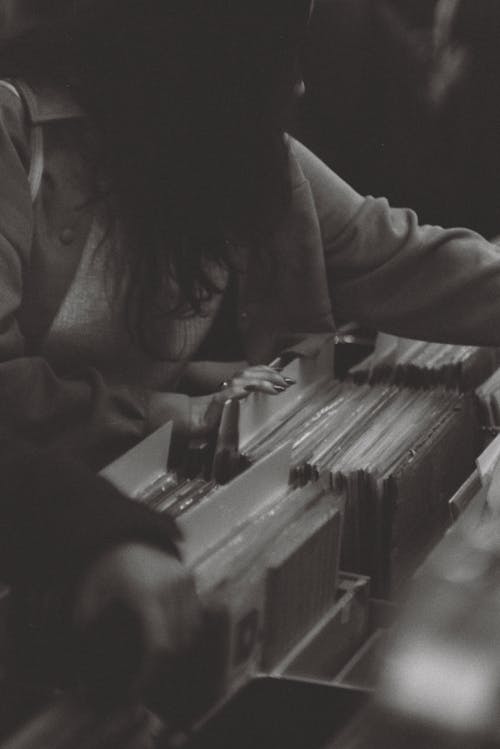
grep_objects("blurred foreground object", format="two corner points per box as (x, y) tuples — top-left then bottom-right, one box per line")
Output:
(377, 458), (500, 744)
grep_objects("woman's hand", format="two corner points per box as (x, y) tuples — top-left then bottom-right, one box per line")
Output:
(73, 543), (202, 704)
(218, 364), (294, 397)
(189, 364), (295, 436)
(148, 365), (294, 438)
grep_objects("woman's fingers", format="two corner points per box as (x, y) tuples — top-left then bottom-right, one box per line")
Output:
(238, 378), (286, 394)
(223, 365), (296, 394)
(218, 379), (285, 399)
(196, 366), (296, 434)
(216, 366), (297, 401)
(233, 365), (294, 388)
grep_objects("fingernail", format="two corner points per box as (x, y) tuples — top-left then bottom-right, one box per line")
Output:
(273, 385), (286, 392)
(283, 378), (296, 385)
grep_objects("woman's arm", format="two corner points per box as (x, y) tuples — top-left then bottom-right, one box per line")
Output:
(292, 137), (500, 347)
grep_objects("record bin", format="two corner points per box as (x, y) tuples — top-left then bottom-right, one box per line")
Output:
(178, 676), (369, 749)
(272, 573), (395, 689)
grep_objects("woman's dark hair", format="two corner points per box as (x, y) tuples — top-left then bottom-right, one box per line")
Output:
(0, 0), (311, 354)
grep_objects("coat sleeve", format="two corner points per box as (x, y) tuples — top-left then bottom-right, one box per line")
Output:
(0, 87), (190, 469)
(0, 431), (183, 687)
(0, 432), (180, 591)
(291, 138), (500, 347)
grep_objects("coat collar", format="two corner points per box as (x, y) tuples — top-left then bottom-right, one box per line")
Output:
(14, 79), (84, 124)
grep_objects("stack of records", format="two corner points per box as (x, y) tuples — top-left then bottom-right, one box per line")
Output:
(348, 333), (499, 391)
(243, 382), (477, 595)
(136, 473), (218, 518)
(191, 473), (344, 684)
(99, 422), (219, 519)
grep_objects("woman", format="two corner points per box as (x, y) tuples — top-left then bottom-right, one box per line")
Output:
(1, 0), (500, 470)
(0, 0), (302, 469)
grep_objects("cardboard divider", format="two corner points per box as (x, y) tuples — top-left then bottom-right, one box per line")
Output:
(179, 442), (293, 567)
(99, 421), (173, 499)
